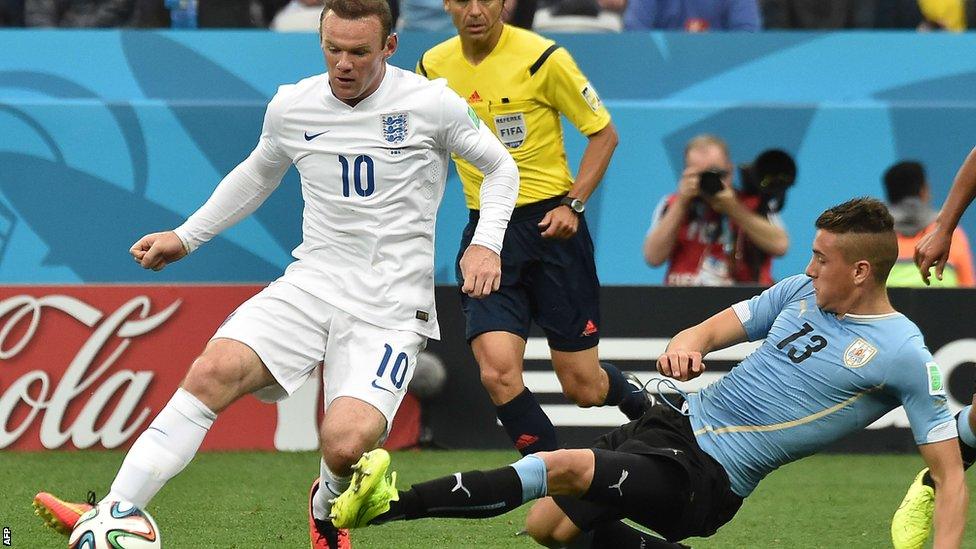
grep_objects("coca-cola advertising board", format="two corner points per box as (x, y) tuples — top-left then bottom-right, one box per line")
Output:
(0, 285), (270, 451)
(0, 286), (420, 452)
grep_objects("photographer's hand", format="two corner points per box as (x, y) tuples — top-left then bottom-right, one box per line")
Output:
(677, 167), (700, 203)
(702, 187), (736, 214)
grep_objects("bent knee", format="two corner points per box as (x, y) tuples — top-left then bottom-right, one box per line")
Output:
(525, 504), (580, 548)
(560, 381), (604, 408)
(182, 354), (246, 411)
(322, 442), (372, 474)
(478, 363), (523, 399)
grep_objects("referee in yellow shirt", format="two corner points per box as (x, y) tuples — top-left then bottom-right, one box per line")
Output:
(419, 0), (651, 459)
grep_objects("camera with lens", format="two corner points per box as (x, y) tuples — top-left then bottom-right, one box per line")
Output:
(698, 169), (728, 197)
(738, 149), (797, 207)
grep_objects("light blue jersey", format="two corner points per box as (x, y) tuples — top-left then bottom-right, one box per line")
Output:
(688, 275), (957, 497)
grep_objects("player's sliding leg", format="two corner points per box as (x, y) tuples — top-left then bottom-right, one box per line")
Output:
(33, 339), (274, 535)
(525, 497), (688, 549)
(331, 447), (694, 548)
(891, 402), (976, 549)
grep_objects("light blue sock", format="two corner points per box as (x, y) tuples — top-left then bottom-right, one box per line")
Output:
(510, 454), (548, 503)
(958, 405), (976, 448)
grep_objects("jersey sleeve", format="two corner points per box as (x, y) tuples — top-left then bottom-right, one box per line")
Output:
(884, 338), (957, 445)
(537, 47), (611, 137)
(437, 83), (519, 254)
(731, 274), (810, 341)
(174, 86), (292, 252)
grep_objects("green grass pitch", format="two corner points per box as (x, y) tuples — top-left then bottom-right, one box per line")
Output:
(2, 450), (973, 547)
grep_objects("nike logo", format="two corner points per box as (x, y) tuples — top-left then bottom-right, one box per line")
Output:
(608, 469), (629, 496)
(451, 473), (471, 498)
(371, 379), (394, 394)
(304, 130), (329, 141)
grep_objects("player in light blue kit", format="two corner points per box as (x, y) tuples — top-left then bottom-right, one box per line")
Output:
(326, 198), (968, 549)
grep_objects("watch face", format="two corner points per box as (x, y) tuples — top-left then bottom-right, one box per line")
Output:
(571, 199), (585, 213)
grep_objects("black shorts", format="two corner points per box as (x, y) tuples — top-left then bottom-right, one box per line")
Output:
(555, 402), (743, 542)
(457, 195), (601, 352)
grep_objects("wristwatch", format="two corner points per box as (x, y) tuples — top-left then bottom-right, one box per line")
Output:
(560, 196), (585, 215)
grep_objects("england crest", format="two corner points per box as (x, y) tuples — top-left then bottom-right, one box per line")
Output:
(843, 338), (878, 368)
(381, 112), (408, 144)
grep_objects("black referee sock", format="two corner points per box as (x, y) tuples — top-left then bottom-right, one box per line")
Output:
(371, 466), (524, 523)
(591, 521), (690, 548)
(496, 388), (559, 455)
(600, 362), (630, 406)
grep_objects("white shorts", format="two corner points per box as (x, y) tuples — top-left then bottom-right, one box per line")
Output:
(212, 280), (427, 428)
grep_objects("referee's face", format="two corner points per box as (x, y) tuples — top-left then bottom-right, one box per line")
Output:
(321, 12), (398, 106)
(445, 0), (504, 43)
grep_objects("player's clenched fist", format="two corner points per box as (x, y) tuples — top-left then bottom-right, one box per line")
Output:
(459, 244), (501, 299)
(657, 350), (706, 382)
(130, 231), (188, 272)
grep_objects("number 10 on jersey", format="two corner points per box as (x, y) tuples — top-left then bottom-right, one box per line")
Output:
(338, 154), (375, 197)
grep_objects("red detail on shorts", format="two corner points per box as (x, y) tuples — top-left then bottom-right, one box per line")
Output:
(468, 90), (482, 103)
(582, 319), (599, 336)
(515, 434), (539, 450)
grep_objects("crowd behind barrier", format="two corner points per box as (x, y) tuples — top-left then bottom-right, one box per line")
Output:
(2, 0), (974, 30)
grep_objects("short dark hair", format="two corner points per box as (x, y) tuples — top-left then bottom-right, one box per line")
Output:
(883, 161), (926, 205)
(320, 0), (393, 41)
(815, 197), (897, 283)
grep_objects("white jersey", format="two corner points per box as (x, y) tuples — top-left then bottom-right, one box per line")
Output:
(174, 66), (519, 339)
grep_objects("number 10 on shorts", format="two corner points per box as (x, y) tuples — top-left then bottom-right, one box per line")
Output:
(375, 344), (408, 390)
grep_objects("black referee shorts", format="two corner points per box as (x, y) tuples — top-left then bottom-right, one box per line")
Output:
(456, 195), (601, 352)
(554, 403), (743, 542)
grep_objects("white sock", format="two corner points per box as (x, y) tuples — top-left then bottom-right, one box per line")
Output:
(312, 459), (351, 521)
(105, 388), (217, 508)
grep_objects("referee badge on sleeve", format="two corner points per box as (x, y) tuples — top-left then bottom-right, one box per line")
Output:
(581, 81), (603, 112)
(925, 361), (946, 395)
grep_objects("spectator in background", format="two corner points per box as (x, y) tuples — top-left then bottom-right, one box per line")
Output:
(761, 0), (877, 28)
(25, 0), (134, 26)
(883, 161), (974, 287)
(397, 0), (452, 31)
(612, 0), (760, 31)
(644, 134), (789, 286)
(270, 0), (323, 31)
(917, 0), (966, 30)
(1, 0), (25, 25)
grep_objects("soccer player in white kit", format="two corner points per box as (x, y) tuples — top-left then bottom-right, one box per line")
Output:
(32, 1), (519, 547)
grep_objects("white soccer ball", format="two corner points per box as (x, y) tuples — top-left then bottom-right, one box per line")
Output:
(68, 501), (161, 549)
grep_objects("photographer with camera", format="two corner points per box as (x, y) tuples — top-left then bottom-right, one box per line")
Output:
(644, 134), (792, 286)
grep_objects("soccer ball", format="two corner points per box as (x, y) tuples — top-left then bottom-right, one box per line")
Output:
(69, 501), (161, 548)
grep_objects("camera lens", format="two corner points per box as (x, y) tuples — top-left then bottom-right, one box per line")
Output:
(699, 169), (727, 196)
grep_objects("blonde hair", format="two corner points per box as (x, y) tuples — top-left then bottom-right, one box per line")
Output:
(684, 134), (730, 161)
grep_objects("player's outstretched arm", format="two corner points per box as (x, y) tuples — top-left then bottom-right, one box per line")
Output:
(919, 439), (968, 548)
(657, 308), (746, 382)
(916, 146), (976, 285)
(129, 231), (188, 271)
(459, 244), (501, 299)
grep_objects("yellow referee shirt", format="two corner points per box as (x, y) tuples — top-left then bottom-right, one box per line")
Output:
(418, 24), (612, 209)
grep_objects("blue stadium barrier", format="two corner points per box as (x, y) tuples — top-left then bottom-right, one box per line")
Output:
(2, 30), (976, 285)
